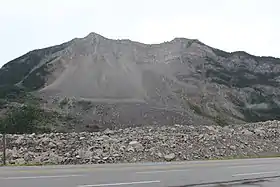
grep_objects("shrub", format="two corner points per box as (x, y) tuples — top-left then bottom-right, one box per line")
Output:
(213, 115), (229, 127)
(0, 104), (50, 134)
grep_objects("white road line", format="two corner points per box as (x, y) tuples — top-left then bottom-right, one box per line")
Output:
(137, 164), (266, 174)
(137, 164), (267, 174)
(227, 164), (265, 169)
(136, 169), (189, 174)
(232, 171), (278, 177)
(0, 174), (85, 180)
(77, 180), (161, 187)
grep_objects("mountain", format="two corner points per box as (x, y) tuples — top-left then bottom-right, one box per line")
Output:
(1, 32), (280, 131)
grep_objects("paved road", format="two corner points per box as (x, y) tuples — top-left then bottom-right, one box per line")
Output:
(1, 158), (280, 187)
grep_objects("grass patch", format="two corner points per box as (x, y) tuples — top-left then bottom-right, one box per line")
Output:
(1, 154), (280, 167)
(0, 162), (54, 167)
(77, 100), (93, 111)
(208, 154), (280, 161)
(188, 102), (204, 115)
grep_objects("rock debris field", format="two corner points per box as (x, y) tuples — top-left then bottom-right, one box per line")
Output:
(1, 120), (280, 165)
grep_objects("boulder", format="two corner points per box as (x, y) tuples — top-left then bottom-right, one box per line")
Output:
(164, 153), (176, 161)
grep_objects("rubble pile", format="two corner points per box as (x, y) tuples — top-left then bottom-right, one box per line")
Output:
(1, 120), (280, 165)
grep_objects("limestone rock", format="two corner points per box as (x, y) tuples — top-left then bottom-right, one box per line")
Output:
(1, 120), (280, 165)
(164, 153), (176, 161)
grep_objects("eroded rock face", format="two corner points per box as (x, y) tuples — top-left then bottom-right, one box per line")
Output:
(1, 120), (280, 165)
(1, 32), (280, 131)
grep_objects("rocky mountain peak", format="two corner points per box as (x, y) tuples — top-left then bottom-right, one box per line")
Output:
(0, 32), (279, 131)
(85, 32), (105, 39)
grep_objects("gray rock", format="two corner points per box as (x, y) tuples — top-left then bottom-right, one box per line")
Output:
(127, 147), (135, 152)
(48, 141), (56, 148)
(97, 135), (110, 141)
(32, 156), (43, 164)
(129, 140), (139, 146)
(157, 152), (163, 158)
(174, 124), (182, 128)
(241, 129), (253, 136)
(103, 157), (109, 160)
(24, 152), (34, 162)
(35, 146), (42, 151)
(96, 137), (104, 141)
(198, 134), (204, 140)
(15, 158), (25, 165)
(120, 145), (126, 152)
(15, 136), (24, 144)
(93, 156), (101, 160)
(128, 141), (144, 152)
(6, 148), (19, 160)
(94, 149), (103, 156)
(41, 137), (51, 145)
(9, 160), (16, 165)
(2, 120), (280, 165)
(254, 128), (266, 136)
(206, 126), (218, 132)
(104, 128), (114, 135)
(78, 149), (92, 160)
(48, 152), (63, 164)
(164, 153), (176, 161)
(76, 155), (81, 159)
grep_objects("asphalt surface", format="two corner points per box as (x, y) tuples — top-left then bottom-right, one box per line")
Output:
(1, 158), (280, 187)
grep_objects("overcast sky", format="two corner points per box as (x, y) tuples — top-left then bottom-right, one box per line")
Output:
(1, 0), (279, 67)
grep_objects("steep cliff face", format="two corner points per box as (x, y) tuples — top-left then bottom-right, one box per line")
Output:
(1, 32), (279, 129)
